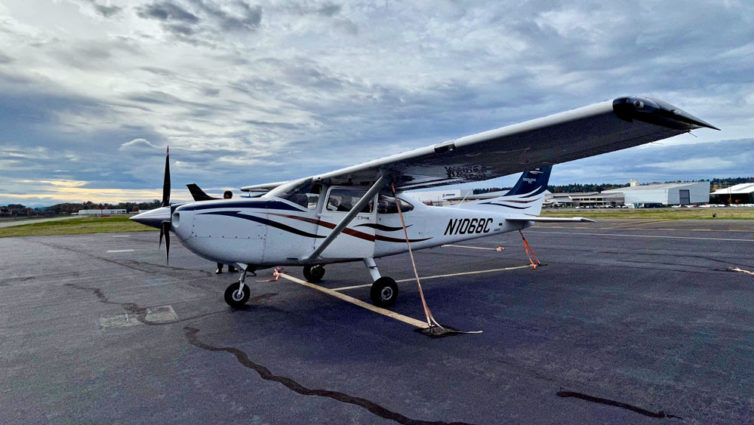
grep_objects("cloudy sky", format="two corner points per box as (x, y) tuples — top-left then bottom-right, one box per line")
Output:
(1, 0), (752, 206)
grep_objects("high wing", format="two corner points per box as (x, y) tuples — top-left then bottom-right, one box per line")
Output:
(247, 96), (717, 191)
(240, 180), (290, 193)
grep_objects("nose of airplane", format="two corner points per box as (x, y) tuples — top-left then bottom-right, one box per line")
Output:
(130, 206), (171, 229)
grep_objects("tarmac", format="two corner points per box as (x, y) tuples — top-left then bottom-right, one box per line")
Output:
(1, 219), (753, 424)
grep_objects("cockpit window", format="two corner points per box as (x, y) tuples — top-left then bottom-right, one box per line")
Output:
(267, 178), (321, 209)
(377, 195), (414, 214)
(326, 188), (373, 213)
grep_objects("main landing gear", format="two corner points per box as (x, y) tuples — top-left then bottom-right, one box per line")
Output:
(303, 264), (326, 282)
(302, 259), (399, 307)
(224, 264), (253, 308)
(364, 257), (398, 307)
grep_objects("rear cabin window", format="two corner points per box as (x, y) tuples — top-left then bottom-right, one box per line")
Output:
(377, 195), (414, 214)
(326, 188), (373, 213)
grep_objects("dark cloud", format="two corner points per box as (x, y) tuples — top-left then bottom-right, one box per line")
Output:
(317, 3), (341, 17)
(136, 0), (262, 40)
(138, 1), (199, 24)
(188, 0), (262, 32)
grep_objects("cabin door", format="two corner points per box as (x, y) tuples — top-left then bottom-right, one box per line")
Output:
(315, 187), (376, 260)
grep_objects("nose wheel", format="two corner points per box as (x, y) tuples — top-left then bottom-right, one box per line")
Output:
(224, 265), (253, 308)
(224, 282), (250, 308)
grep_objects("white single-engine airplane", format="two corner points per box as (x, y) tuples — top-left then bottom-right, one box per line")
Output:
(131, 97), (717, 311)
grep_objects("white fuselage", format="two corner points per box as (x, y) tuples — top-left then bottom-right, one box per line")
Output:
(170, 191), (532, 268)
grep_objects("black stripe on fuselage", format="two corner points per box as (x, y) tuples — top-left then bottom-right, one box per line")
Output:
(355, 223), (409, 232)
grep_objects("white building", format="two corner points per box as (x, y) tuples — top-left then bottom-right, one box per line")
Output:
(602, 181), (710, 206)
(710, 183), (754, 204)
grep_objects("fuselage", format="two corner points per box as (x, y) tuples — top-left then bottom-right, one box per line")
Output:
(168, 190), (531, 267)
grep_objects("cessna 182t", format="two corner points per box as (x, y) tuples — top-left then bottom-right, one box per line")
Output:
(131, 96), (717, 311)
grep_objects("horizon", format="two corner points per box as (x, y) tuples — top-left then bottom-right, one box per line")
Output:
(5, 174), (753, 209)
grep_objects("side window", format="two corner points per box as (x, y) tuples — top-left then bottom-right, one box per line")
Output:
(377, 195), (413, 214)
(326, 188), (373, 213)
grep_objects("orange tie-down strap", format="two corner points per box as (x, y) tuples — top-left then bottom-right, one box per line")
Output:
(278, 273), (429, 329)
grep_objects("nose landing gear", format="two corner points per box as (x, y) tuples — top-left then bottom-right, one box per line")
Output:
(224, 264), (254, 308)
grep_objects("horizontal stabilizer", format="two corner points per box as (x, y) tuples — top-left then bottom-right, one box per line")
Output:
(506, 216), (595, 223)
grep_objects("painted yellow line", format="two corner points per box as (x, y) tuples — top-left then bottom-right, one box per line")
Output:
(278, 273), (428, 329)
(441, 244), (499, 251)
(528, 230), (754, 242)
(331, 265), (532, 292)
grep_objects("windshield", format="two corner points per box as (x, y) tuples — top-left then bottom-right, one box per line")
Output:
(266, 178), (321, 209)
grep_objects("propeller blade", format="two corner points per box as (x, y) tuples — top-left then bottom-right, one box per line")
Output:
(159, 221), (171, 264)
(161, 146), (171, 207)
(163, 222), (170, 264)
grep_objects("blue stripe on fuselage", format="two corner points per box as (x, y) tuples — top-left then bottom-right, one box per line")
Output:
(177, 200), (305, 212)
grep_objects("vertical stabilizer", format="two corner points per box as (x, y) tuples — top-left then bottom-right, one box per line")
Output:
(461, 166), (552, 216)
(505, 166), (552, 197)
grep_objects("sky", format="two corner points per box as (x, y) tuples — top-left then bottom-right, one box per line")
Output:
(0, 0), (752, 206)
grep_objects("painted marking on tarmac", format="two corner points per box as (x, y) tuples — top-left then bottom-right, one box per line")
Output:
(111, 235), (131, 238)
(107, 249), (135, 253)
(278, 273), (428, 329)
(331, 265), (532, 292)
(528, 230), (754, 243)
(442, 244), (499, 251)
(99, 305), (178, 328)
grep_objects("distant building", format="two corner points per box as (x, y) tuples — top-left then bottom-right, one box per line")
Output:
(545, 192), (624, 208)
(709, 183), (754, 205)
(77, 209), (127, 216)
(602, 181), (710, 206)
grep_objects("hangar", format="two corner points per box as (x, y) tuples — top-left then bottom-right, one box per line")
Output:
(710, 183), (754, 205)
(602, 180), (710, 206)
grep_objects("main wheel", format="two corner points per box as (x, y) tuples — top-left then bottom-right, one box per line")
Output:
(224, 282), (250, 308)
(370, 277), (398, 307)
(303, 264), (325, 282)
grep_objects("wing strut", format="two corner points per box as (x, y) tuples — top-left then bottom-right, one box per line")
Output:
(303, 174), (387, 262)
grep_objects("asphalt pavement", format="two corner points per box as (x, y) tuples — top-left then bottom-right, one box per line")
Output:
(1, 219), (752, 424)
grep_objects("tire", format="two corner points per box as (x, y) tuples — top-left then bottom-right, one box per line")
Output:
(303, 264), (325, 282)
(370, 277), (398, 307)
(224, 282), (250, 308)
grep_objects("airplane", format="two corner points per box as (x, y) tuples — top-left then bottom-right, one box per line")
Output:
(131, 96), (717, 314)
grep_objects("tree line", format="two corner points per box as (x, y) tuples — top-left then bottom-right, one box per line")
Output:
(0, 200), (162, 218)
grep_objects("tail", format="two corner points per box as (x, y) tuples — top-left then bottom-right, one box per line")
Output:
(186, 183), (218, 201)
(462, 166), (552, 216)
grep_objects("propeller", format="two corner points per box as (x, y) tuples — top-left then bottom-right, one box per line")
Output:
(158, 147), (171, 263)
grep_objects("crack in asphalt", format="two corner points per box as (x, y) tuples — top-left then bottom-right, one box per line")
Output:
(557, 390), (682, 420)
(184, 326), (475, 425)
(64, 283), (226, 325)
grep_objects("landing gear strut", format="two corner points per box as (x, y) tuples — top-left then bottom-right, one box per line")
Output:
(303, 264), (325, 282)
(224, 265), (252, 308)
(364, 258), (398, 307)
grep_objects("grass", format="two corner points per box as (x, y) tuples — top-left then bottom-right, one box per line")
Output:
(540, 207), (754, 220)
(0, 215), (157, 238)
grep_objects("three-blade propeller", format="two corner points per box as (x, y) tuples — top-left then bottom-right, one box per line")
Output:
(158, 147), (171, 263)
